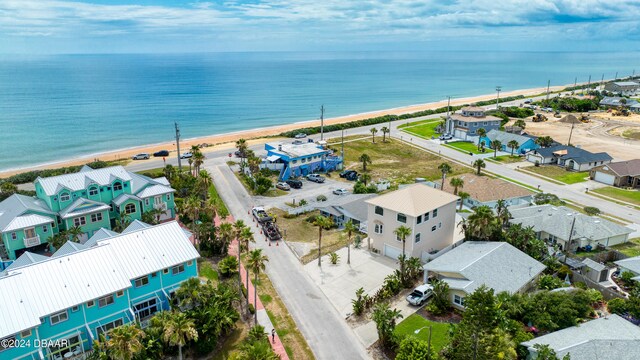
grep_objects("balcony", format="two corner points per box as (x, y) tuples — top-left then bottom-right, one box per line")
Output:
(24, 235), (41, 248)
(153, 202), (167, 211)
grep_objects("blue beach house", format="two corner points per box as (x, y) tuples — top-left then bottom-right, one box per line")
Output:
(263, 141), (342, 180)
(479, 130), (539, 155)
(0, 221), (199, 360)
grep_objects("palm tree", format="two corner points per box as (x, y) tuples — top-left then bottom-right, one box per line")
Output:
(247, 249), (269, 325)
(490, 140), (502, 158)
(48, 231), (68, 251)
(344, 220), (357, 265)
(66, 226), (84, 243)
(218, 222), (234, 255)
(359, 153), (372, 172)
(467, 205), (499, 241)
(233, 220), (247, 314)
(449, 177), (464, 195)
(495, 199), (511, 228)
(113, 211), (132, 232)
(0, 182), (17, 195)
(314, 215), (334, 267)
(236, 138), (248, 172)
(458, 192), (470, 211)
(197, 170), (212, 199)
(393, 225), (412, 284)
(360, 173), (371, 186)
(107, 323), (146, 360)
(187, 158), (193, 175)
(476, 127), (487, 150)
(142, 208), (163, 225)
(438, 163), (452, 191)
(163, 311), (198, 360)
(535, 136), (554, 148)
(472, 159), (486, 175)
(163, 164), (176, 180)
(513, 119), (526, 130)
(192, 150), (205, 175)
(381, 126), (390, 142)
(507, 140), (519, 156)
(370, 127), (378, 143)
(240, 227), (255, 312)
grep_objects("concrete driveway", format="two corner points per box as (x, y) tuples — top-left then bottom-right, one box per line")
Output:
(255, 177), (355, 210)
(303, 246), (398, 317)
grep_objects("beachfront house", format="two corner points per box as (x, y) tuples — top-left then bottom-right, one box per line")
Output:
(604, 81), (640, 96)
(521, 314), (640, 360)
(444, 106), (502, 141)
(509, 205), (634, 252)
(263, 141), (342, 181)
(0, 165), (176, 260)
(0, 221), (199, 360)
(478, 130), (539, 155)
(526, 145), (612, 171)
(590, 159), (640, 188)
(599, 96), (640, 109)
(423, 241), (545, 309)
(365, 184), (459, 261)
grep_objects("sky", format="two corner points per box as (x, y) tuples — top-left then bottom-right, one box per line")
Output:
(0, 0), (639, 54)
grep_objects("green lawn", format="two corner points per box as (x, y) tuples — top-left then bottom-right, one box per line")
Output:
(394, 314), (450, 352)
(444, 141), (485, 155)
(524, 166), (589, 184)
(401, 121), (441, 138)
(199, 261), (219, 283)
(208, 184), (230, 215)
(592, 186), (640, 206)
(490, 155), (525, 164)
(611, 238), (640, 257)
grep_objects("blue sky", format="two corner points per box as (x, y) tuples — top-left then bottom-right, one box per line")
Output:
(0, 0), (639, 53)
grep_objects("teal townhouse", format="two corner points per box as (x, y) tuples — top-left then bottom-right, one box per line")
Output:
(0, 165), (176, 261)
(0, 221), (199, 360)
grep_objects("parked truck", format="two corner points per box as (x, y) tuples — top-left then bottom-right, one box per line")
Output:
(252, 207), (273, 223)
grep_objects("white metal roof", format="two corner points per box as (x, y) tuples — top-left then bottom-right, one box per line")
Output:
(84, 228), (119, 245)
(59, 198), (111, 219)
(2, 214), (55, 232)
(52, 241), (89, 257)
(35, 166), (134, 196)
(136, 184), (174, 199)
(97, 221), (200, 280)
(4, 252), (49, 272)
(122, 220), (152, 234)
(0, 194), (55, 231)
(113, 193), (141, 207)
(266, 142), (328, 158)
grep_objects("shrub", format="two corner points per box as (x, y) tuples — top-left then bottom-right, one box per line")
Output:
(329, 252), (340, 265)
(621, 271), (636, 286)
(396, 337), (435, 360)
(534, 160), (540, 167)
(607, 298), (628, 314)
(557, 265), (572, 280)
(354, 235), (362, 249)
(538, 274), (564, 290)
(218, 256), (239, 278)
(298, 199), (308, 207)
(316, 194), (327, 202)
(248, 303), (256, 314)
(583, 206), (601, 216)
(352, 287), (367, 316)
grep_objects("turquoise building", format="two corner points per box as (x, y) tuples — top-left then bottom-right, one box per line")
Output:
(478, 130), (539, 155)
(0, 165), (176, 260)
(0, 221), (199, 360)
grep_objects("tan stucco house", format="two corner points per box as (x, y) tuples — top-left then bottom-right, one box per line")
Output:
(365, 184), (458, 261)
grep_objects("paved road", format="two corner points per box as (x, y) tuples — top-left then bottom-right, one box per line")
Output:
(206, 158), (369, 360)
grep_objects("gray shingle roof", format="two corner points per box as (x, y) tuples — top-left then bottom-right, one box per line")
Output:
(532, 145), (612, 164)
(509, 205), (633, 241)
(423, 241), (546, 294)
(594, 160), (640, 177)
(615, 256), (640, 275)
(485, 129), (534, 146)
(317, 194), (377, 222)
(521, 315), (640, 360)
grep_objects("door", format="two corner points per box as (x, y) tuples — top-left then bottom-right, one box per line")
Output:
(384, 244), (402, 260)
(594, 172), (615, 185)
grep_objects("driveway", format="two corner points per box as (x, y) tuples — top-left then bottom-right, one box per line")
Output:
(255, 177), (355, 210)
(303, 246), (398, 317)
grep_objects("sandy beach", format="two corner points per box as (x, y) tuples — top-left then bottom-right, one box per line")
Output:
(0, 85), (565, 178)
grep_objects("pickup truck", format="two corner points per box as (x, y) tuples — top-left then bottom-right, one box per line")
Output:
(307, 174), (326, 183)
(252, 207), (273, 223)
(406, 284), (434, 306)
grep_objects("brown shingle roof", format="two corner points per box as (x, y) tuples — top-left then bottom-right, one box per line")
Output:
(365, 184), (459, 217)
(436, 174), (532, 202)
(595, 160), (640, 177)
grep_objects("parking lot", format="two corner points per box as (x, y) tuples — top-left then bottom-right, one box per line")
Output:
(252, 175), (356, 210)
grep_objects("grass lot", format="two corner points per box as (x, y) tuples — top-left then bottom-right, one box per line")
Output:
(592, 186), (640, 206)
(234, 172), (288, 197)
(489, 155), (525, 164)
(622, 129), (640, 140)
(443, 141), (485, 155)
(328, 137), (469, 184)
(211, 323), (249, 360)
(199, 260), (219, 283)
(394, 314), (450, 352)
(209, 184), (230, 215)
(270, 209), (347, 263)
(398, 118), (442, 129)
(256, 271), (315, 360)
(612, 238), (640, 257)
(136, 167), (165, 178)
(523, 166), (589, 184)
(400, 121), (441, 138)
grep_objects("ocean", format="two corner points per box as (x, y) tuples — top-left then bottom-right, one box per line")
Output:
(0, 51), (638, 172)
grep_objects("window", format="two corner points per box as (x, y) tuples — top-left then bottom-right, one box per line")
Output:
(438, 222), (442, 228)
(87, 300), (95, 307)
(134, 276), (149, 288)
(454, 295), (465, 306)
(50, 310), (68, 325)
(415, 233), (421, 243)
(483, 121), (488, 125)
(90, 213), (103, 223)
(73, 217), (86, 227)
(166, 194), (171, 201)
(431, 225), (437, 232)
(113, 182), (123, 191)
(424, 212), (430, 221)
(60, 192), (70, 202)
(374, 223), (383, 234)
(187, 260), (193, 266)
(11, 232), (17, 240)
(125, 203), (136, 214)
(71, 306), (79, 312)
(134, 298), (159, 320)
(433, 209), (438, 218)
(145, 198), (150, 206)
(42, 225), (48, 233)
(301, 158), (306, 163)
(20, 330), (31, 338)
(374, 206), (384, 216)
(96, 319), (124, 337)
(172, 264), (185, 275)
(110, 204), (115, 212)
(163, 268), (169, 274)
(151, 272), (157, 278)
(89, 187), (99, 196)
(417, 215), (422, 224)
(397, 213), (407, 223)
(116, 290), (124, 297)
(98, 294), (114, 308)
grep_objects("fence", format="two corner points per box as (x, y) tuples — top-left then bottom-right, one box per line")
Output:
(588, 250), (629, 264)
(571, 272), (623, 300)
(287, 205), (315, 216)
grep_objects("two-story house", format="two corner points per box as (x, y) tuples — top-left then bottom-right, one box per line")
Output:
(444, 106), (502, 141)
(365, 184), (459, 261)
(0, 221), (199, 360)
(0, 165), (176, 260)
(262, 141), (342, 180)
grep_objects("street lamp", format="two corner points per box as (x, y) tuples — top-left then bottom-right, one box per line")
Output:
(414, 325), (433, 358)
(495, 86), (502, 109)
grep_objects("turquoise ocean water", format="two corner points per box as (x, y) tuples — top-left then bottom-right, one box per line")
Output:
(0, 51), (638, 172)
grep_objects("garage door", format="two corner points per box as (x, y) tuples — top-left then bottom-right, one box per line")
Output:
(384, 244), (402, 260)
(594, 171), (615, 185)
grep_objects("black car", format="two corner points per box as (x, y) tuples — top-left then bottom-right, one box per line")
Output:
(340, 170), (357, 178)
(234, 150), (247, 158)
(286, 179), (303, 189)
(153, 150), (169, 157)
(345, 172), (359, 181)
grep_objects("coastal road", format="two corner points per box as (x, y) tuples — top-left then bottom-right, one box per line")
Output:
(205, 157), (370, 360)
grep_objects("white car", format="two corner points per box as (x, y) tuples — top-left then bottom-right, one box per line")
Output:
(132, 153), (150, 160)
(439, 134), (453, 140)
(406, 284), (434, 306)
(180, 152), (193, 159)
(333, 188), (348, 196)
(294, 133), (307, 139)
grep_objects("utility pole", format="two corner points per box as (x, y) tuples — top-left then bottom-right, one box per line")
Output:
(446, 96), (451, 134)
(615, 71), (618, 80)
(175, 122), (182, 171)
(600, 74), (604, 89)
(495, 86), (502, 109)
(341, 129), (345, 170)
(546, 80), (550, 101)
(567, 215), (577, 251)
(568, 121), (575, 146)
(320, 105), (325, 141)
